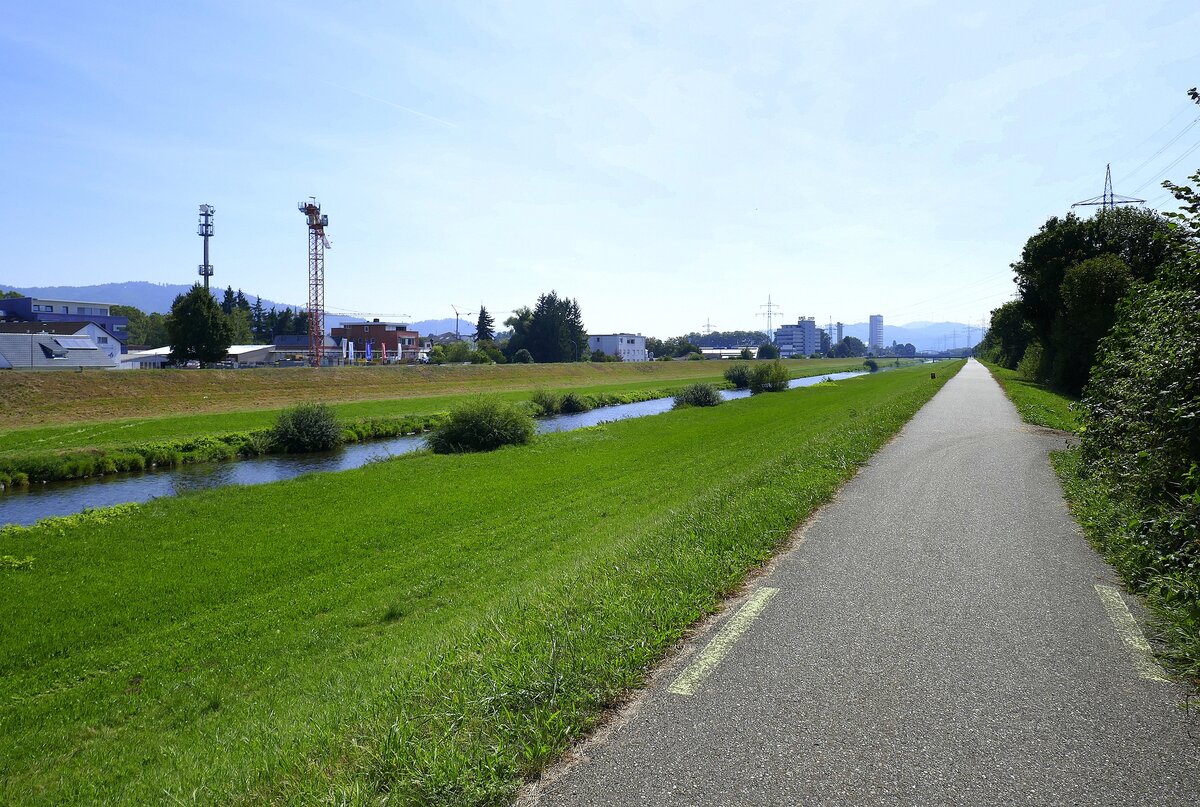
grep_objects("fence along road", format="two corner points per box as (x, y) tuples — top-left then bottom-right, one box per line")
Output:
(523, 359), (1200, 806)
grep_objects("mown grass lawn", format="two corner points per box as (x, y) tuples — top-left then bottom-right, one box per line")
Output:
(0, 359), (866, 457)
(0, 361), (961, 805)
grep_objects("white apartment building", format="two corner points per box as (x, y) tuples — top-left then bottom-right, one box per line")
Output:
(869, 314), (884, 351)
(589, 334), (648, 362)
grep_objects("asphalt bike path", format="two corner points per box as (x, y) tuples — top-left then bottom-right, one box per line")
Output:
(523, 359), (1200, 806)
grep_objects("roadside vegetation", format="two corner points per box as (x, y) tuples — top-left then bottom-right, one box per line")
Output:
(978, 87), (1200, 682)
(0, 362), (960, 804)
(982, 364), (1080, 432)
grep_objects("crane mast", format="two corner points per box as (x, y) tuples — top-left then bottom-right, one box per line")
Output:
(297, 199), (330, 367)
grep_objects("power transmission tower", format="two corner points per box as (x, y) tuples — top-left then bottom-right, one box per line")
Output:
(757, 295), (783, 343)
(298, 198), (331, 367)
(1072, 164), (1144, 211)
(702, 318), (715, 336)
(197, 204), (214, 290)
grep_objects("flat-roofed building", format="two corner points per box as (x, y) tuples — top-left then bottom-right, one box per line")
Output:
(0, 296), (130, 352)
(775, 317), (818, 358)
(588, 334), (648, 362)
(330, 319), (420, 362)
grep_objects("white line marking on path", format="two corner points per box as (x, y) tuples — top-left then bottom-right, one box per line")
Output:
(1094, 584), (1171, 683)
(669, 587), (779, 697)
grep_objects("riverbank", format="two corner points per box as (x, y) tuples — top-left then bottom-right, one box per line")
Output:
(0, 361), (881, 490)
(0, 362), (960, 805)
(0, 357), (868, 435)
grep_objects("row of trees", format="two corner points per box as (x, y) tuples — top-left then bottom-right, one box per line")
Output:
(979, 205), (1177, 395)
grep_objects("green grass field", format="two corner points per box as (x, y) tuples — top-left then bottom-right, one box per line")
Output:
(0, 361), (961, 804)
(0, 359), (866, 457)
(982, 362), (1080, 432)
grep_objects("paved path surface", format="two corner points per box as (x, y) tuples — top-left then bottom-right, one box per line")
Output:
(524, 360), (1200, 806)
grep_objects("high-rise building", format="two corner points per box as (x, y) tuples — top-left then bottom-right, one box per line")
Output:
(868, 314), (884, 351)
(836, 322), (844, 344)
(775, 317), (818, 357)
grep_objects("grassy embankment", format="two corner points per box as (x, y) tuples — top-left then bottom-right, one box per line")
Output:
(0, 359), (865, 486)
(984, 361), (1195, 680)
(982, 362), (1080, 432)
(0, 361), (960, 805)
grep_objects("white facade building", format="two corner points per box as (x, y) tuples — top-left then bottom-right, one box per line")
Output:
(775, 317), (818, 358)
(869, 314), (884, 351)
(588, 334), (648, 362)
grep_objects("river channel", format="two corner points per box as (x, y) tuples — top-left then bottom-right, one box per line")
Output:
(1, 371), (868, 527)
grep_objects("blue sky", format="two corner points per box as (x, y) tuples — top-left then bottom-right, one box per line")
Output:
(3, 1), (1197, 337)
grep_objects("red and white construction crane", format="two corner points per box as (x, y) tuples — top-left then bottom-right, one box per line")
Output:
(297, 198), (331, 367)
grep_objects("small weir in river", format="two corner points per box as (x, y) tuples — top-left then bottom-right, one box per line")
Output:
(1, 371), (868, 527)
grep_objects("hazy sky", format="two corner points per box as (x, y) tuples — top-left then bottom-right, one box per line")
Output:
(3, 1), (1197, 336)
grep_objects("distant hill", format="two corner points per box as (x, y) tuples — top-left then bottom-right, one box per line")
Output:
(0, 281), (303, 316)
(839, 321), (980, 352)
(0, 282), (489, 337)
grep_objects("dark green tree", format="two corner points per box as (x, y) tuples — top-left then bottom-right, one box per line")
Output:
(274, 307), (294, 338)
(831, 336), (866, 358)
(756, 342), (780, 360)
(978, 301), (1034, 369)
(166, 284), (233, 363)
(1050, 255), (1133, 394)
(525, 291), (587, 362)
(251, 297), (267, 341)
(475, 306), (495, 342)
(220, 286), (236, 316)
(503, 307), (533, 359)
(235, 289), (250, 312)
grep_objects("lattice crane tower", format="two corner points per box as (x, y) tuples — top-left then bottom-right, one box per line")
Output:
(298, 198), (331, 367)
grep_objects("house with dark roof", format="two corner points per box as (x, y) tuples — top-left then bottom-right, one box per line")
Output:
(0, 332), (118, 371)
(0, 296), (129, 353)
(0, 321), (123, 364)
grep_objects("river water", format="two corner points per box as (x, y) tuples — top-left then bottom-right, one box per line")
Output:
(1, 371), (867, 527)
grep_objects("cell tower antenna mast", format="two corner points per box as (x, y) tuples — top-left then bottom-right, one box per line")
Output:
(1071, 164), (1144, 211)
(757, 294), (783, 343)
(298, 197), (331, 367)
(197, 204), (214, 290)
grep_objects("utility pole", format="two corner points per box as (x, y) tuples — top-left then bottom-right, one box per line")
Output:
(197, 204), (214, 290)
(757, 295), (783, 344)
(298, 198), (331, 367)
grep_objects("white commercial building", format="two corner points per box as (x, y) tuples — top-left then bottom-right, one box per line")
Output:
(775, 317), (818, 358)
(588, 334), (648, 362)
(869, 314), (884, 351)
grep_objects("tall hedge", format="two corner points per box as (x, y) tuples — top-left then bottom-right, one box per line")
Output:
(1080, 251), (1200, 578)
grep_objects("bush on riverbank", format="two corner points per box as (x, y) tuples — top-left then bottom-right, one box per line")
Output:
(723, 363), (752, 389)
(272, 403), (342, 453)
(673, 383), (723, 409)
(749, 360), (790, 393)
(558, 391), (592, 413)
(427, 398), (536, 454)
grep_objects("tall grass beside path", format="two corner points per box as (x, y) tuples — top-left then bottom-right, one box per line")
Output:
(0, 362), (961, 804)
(982, 361), (1081, 432)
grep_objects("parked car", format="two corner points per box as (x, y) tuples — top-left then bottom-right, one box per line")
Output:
(183, 360), (201, 369)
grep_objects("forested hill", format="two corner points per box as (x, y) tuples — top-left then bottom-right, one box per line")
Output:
(0, 281), (299, 315)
